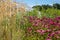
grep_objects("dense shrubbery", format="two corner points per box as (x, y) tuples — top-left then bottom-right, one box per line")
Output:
(19, 5), (60, 40)
(20, 15), (60, 40)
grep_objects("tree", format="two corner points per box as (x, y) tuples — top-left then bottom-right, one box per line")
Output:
(32, 5), (52, 11)
(53, 3), (60, 9)
(32, 5), (42, 11)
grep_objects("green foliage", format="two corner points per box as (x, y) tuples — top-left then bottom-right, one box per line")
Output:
(32, 5), (42, 11)
(41, 8), (60, 18)
(26, 9), (38, 16)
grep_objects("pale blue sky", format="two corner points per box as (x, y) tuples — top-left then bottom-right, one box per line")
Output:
(13, 0), (60, 7)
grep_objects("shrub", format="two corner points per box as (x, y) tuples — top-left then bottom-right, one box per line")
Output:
(20, 16), (60, 40)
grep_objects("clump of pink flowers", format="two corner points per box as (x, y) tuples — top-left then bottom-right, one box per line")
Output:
(25, 16), (60, 40)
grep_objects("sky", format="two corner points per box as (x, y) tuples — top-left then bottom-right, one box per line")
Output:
(13, 0), (60, 7)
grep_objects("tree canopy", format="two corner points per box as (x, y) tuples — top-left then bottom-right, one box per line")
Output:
(32, 3), (60, 11)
